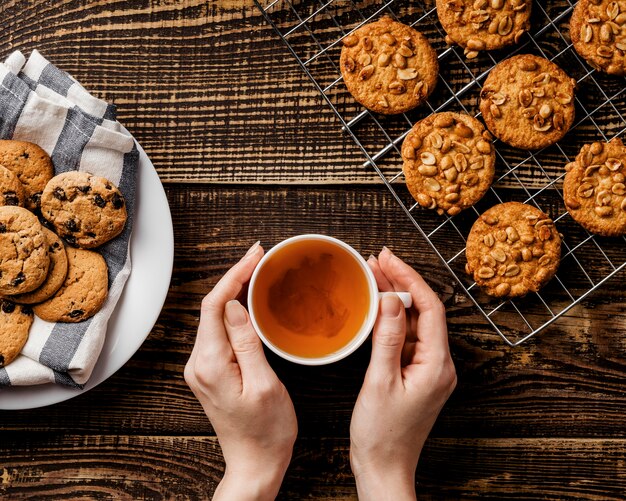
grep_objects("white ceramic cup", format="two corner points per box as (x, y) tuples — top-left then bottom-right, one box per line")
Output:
(247, 234), (412, 365)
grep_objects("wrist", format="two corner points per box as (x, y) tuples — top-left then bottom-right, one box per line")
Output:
(213, 463), (288, 501)
(351, 460), (416, 501)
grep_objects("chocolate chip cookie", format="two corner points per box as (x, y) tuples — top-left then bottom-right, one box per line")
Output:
(563, 137), (626, 236)
(0, 140), (54, 210)
(465, 202), (562, 298)
(40, 171), (127, 249)
(402, 112), (495, 216)
(0, 299), (34, 368)
(12, 228), (69, 305)
(340, 17), (438, 114)
(0, 206), (49, 295)
(479, 54), (576, 150)
(437, 0), (531, 59)
(571, 0), (626, 76)
(0, 165), (26, 207)
(33, 247), (108, 323)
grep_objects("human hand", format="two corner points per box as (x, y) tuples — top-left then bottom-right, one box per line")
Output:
(184, 242), (298, 501)
(349, 247), (457, 501)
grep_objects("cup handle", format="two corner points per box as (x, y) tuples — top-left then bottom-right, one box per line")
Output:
(378, 291), (412, 308)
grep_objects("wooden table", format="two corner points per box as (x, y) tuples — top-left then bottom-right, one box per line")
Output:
(1, 1), (626, 499)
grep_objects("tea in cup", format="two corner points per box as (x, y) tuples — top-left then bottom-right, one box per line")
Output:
(247, 235), (411, 365)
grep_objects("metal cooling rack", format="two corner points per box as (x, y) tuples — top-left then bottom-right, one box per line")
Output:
(254, 0), (626, 346)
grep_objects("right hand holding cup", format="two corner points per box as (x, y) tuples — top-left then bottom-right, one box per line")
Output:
(349, 247), (457, 501)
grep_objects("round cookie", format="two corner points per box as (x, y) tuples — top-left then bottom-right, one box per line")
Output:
(437, 0), (531, 59)
(0, 165), (26, 207)
(570, 0), (626, 76)
(563, 137), (626, 236)
(402, 112), (495, 216)
(0, 140), (54, 210)
(479, 54), (576, 150)
(340, 17), (438, 114)
(0, 299), (34, 368)
(40, 171), (127, 249)
(33, 247), (108, 323)
(12, 228), (69, 304)
(465, 202), (562, 298)
(0, 206), (49, 295)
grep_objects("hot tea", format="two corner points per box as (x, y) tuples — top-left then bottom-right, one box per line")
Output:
(251, 238), (371, 358)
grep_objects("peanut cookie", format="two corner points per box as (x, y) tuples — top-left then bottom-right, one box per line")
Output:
(40, 171), (127, 249)
(465, 202), (562, 298)
(12, 228), (69, 304)
(0, 140), (54, 210)
(563, 137), (626, 236)
(402, 112), (495, 216)
(340, 17), (438, 114)
(0, 299), (33, 368)
(33, 247), (108, 323)
(437, 0), (531, 59)
(479, 54), (576, 150)
(0, 206), (49, 295)
(571, 0), (626, 76)
(0, 165), (26, 207)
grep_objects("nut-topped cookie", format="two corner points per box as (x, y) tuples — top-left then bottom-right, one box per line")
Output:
(0, 299), (34, 368)
(340, 17), (438, 114)
(571, 0), (626, 76)
(563, 137), (626, 236)
(465, 202), (562, 298)
(0, 206), (49, 296)
(479, 54), (576, 150)
(402, 112), (495, 216)
(41, 171), (127, 249)
(33, 247), (108, 323)
(0, 165), (26, 207)
(437, 0), (531, 59)
(0, 140), (54, 210)
(12, 228), (69, 305)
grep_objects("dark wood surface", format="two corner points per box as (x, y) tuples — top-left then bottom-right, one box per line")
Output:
(2, 1), (626, 500)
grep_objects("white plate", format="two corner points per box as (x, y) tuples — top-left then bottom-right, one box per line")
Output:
(0, 139), (174, 410)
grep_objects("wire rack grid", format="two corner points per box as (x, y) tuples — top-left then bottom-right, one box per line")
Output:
(253, 0), (626, 346)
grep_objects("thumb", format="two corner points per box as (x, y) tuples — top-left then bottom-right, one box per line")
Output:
(224, 300), (275, 382)
(368, 294), (406, 378)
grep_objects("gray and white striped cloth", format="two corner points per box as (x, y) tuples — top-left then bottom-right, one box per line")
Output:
(0, 50), (138, 388)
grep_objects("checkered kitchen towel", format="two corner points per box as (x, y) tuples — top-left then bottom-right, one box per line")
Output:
(0, 50), (138, 388)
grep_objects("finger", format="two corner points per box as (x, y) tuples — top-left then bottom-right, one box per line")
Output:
(224, 299), (277, 385)
(198, 242), (264, 345)
(378, 248), (449, 353)
(193, 242), (264, 377)
(367, 294), (406, 379)
(370, 254), (416, 341)
(367, 255), (394, 292)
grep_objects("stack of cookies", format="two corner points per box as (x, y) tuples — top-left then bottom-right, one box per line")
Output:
(338, 9), (625, 299)
(0, 140), (127, 369)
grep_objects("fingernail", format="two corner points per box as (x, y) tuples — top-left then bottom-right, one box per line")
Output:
(245, 241), (261, 257)
(225, 300), (248, 326)
(382, 246), (393, 255)
(380, 294), (402, 317)
(368, 254), (377, 262)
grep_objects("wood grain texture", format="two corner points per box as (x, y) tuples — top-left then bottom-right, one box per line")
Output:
(0, 0), (622, 185)
(0, 0), (367, 183)
(2, 185), (625, 440)
(1, 436), (625, 500)
(0, 1), (625, 498)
